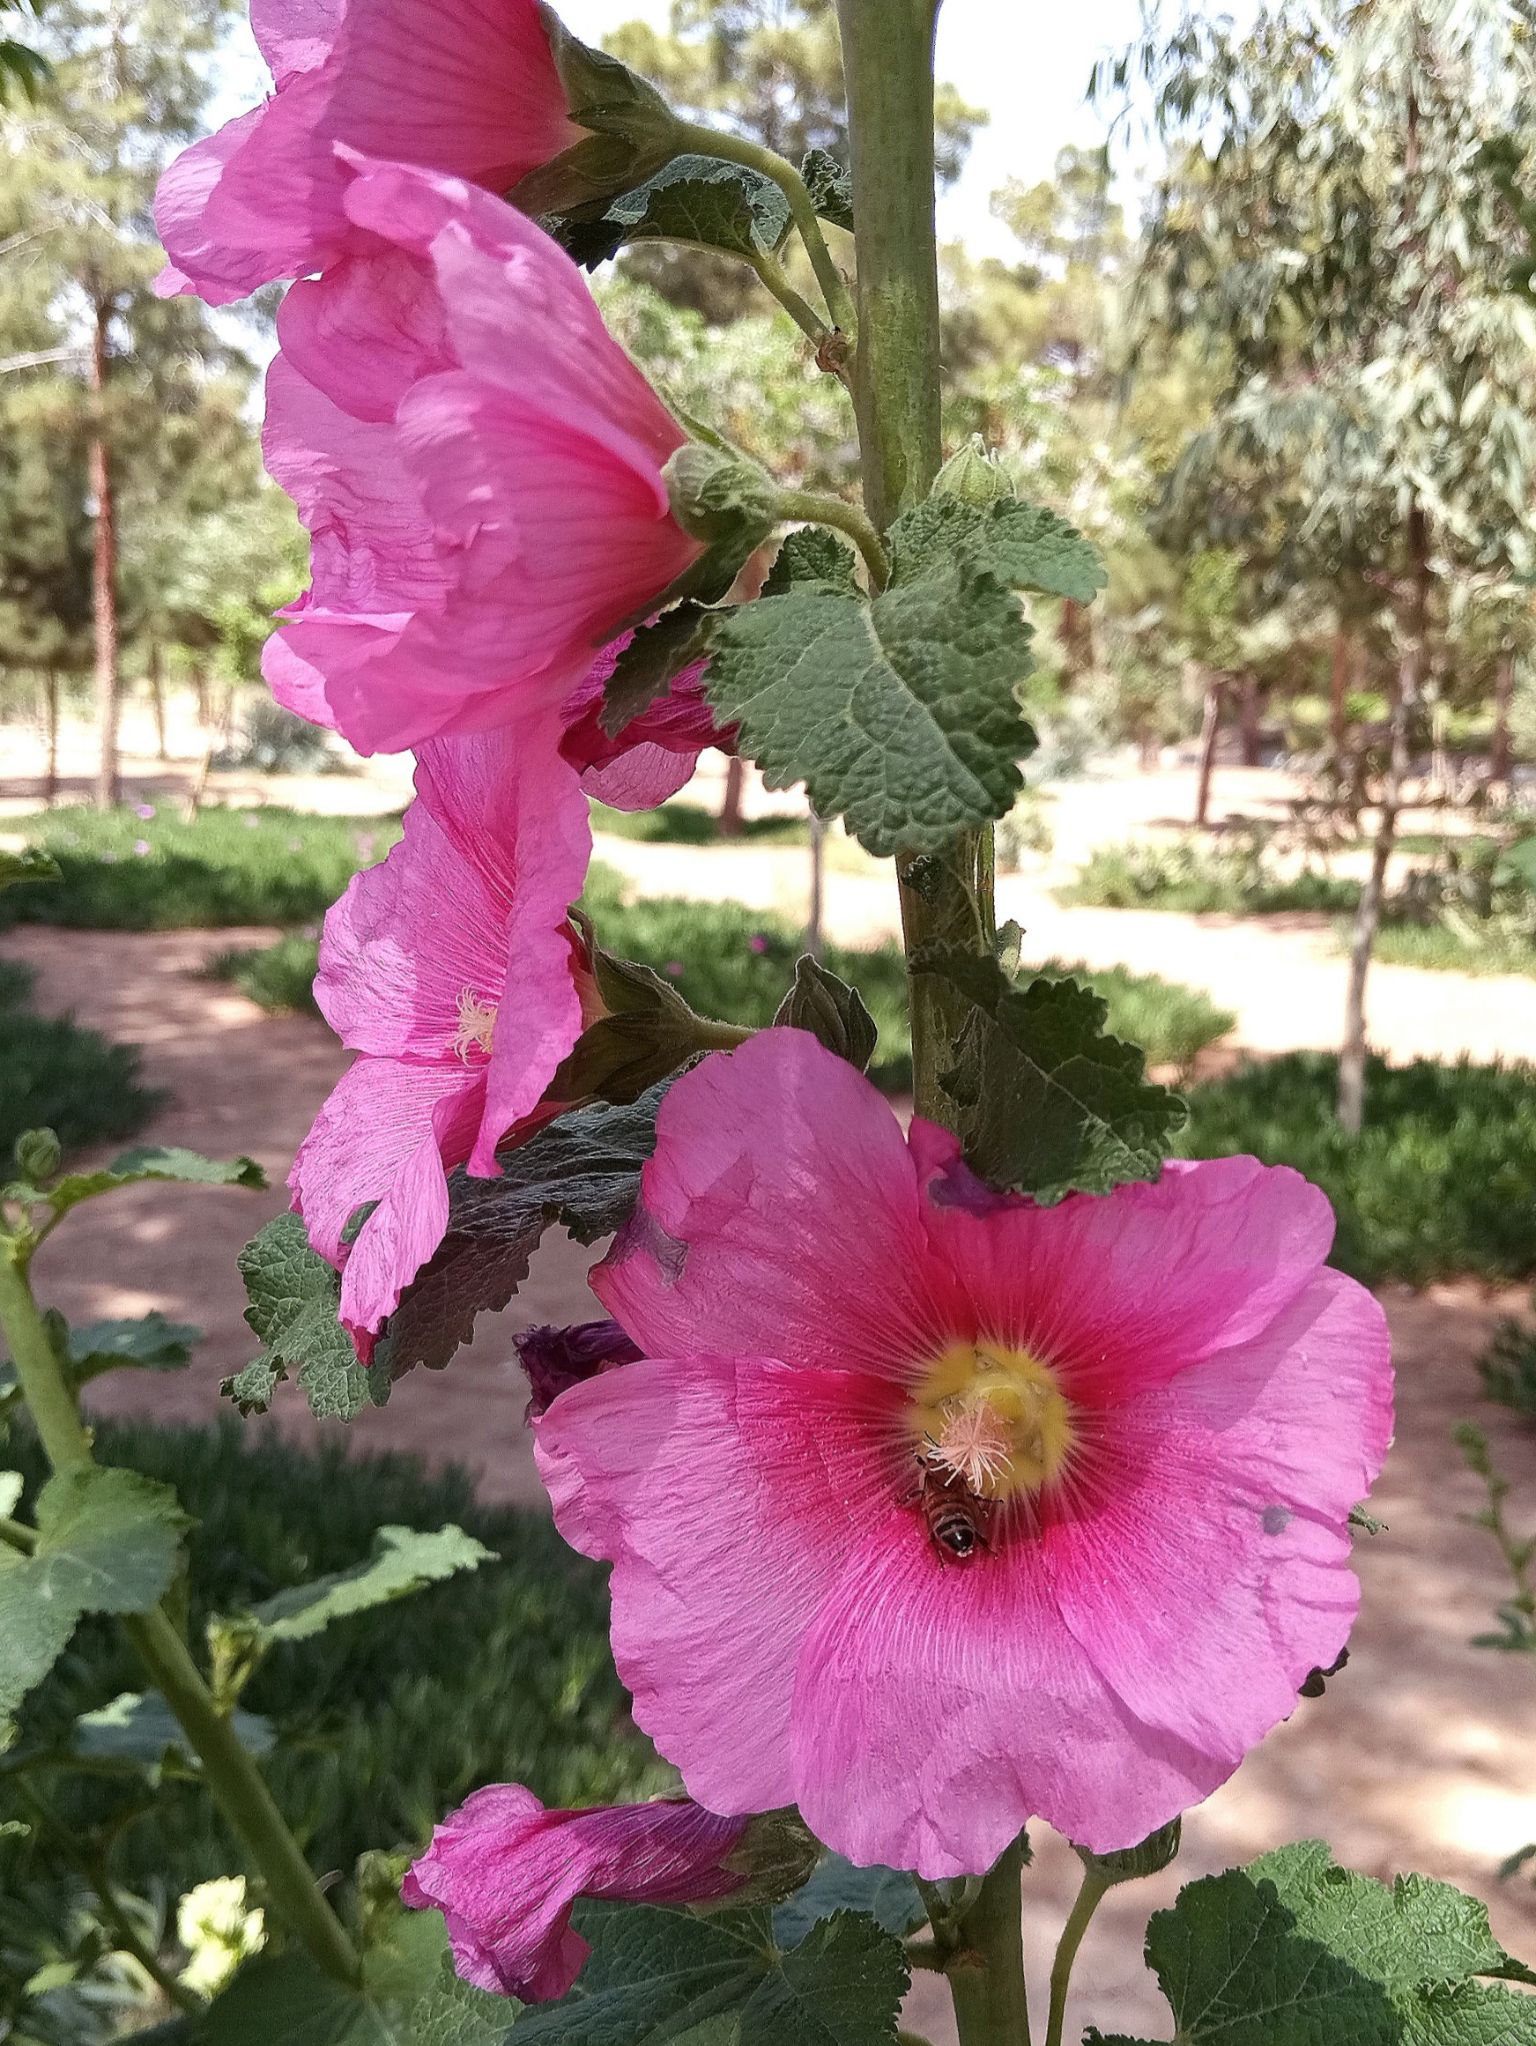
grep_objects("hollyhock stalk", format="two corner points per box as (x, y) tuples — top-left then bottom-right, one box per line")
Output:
(840, 4), (1025, 2039)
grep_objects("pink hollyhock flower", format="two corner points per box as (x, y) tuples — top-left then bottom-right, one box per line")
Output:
(403, 1786), (747, 2002)
(559, 634), (731, 811)
(290, 720), (593, 1353)
(536, 1030), (1394, 1878)
(154, 0), (581, 305)
(261, 159), (705, 754)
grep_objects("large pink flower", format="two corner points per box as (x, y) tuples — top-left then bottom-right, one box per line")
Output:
(261, 159), (705, 754)
(154, 0), (581, 305)
(404, 1787), (747, 2001)
(536, 1030), (1394, 1878)
(559, 635), (728, 811)
(290, 720), (593, 1352)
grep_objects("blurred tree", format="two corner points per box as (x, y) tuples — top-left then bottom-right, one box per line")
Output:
(0, 0), (269, 805)
(604, 0), (983, 319)
(1114, 0), (1536, 1128)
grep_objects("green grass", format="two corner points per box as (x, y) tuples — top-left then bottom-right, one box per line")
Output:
(1062, 838), (1360, 916)
(210, 863), (1235, 1090)
(0, 956), (163, 1158)
(0, 806), (400, 931)
(1177, 1052), (1536, 1286)
(5, 1421), (663, 1892)
(590, 799), (808, 845)
(1368, 919), (1536, 977)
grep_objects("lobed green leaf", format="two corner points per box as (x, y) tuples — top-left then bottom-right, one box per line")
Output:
(917, 948), (1186, 1201)
(71, 1688), (274, 1770)
(230, 1213), (383, 1422)
(48, 1144), (264, 1215)
(707, 567), (1036, 857)
(888, 494), (1107, 603)
(242, 1524), (494, 1645)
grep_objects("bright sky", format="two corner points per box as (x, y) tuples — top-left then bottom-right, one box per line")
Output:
(215, 1), (1160, 258)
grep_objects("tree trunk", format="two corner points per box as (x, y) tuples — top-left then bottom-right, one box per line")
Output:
(42, 668), (59, 806)
(1237, 674), (1262, 767)
(1490, 648), (1515, 791)
(148, 639), (168, 761)
(718, 755), (746, 837)
(1329, 628), (1351, 764)
(1194, 670), (1225, 827)
(1058, 596), (1095, 683)
(89, 296), (120, 811)
(1338, 504), (1429, 1133)
(192, 666), (209, 730)
(1138, 723), (1159, 772)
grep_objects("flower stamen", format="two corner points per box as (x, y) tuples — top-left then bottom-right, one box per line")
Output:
(451, 987), (499, 1062)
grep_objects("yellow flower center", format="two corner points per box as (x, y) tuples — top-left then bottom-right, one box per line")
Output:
(450, 988), (498, 1062)
(908, 1340), (1074, 1502)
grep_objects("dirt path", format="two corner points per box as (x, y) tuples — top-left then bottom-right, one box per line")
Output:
(5, 924), (1536, 2035)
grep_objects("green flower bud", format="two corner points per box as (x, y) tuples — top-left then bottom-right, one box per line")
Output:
(934, 435), (1014, 507)
(510, 12), (682, 218)
(13, 1127), (61, 1186)
(714, 1810), (822, 1908)
(1074, 1818), (1182, 1887)
(663, 444), (781, 547)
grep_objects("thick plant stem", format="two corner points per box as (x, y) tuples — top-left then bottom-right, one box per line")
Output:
(835, 0), (943, 528)
(0, 1243), (362, 1990)
(838, 0), (983, 1126)
(1045, 1866), (1112, 2046)
(947, 1837), (1032, 2046)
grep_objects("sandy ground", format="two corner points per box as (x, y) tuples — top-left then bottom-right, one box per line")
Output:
(5, 736), (1536, 2034)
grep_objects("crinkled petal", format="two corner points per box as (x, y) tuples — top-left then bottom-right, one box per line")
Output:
(152, 108), (288, 307)
(594, 1031), (956, 1374)
(278, 247), (452, 425)
(414, 723), (592, 1171)
(290, 1056), (483, 1345)
(405, 1785), (746, 2003)
(537, 1354), (901, 1820)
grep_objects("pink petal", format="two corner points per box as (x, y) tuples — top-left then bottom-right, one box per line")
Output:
(250, 0), (342, 82)
(917, 1144), (1339, 1404)
(537, 1355), (901, 1820)
(152, 108), (295, 308)
(278, 247), (452, 425)
(561, 649), (727, 811)
(414, 724), (592, 1170)
(289, 1056), (484, 1344)
(593, 1031), (956, 1373)
(405, 1785), (746, 2003)
(313, 796), (510, 1060)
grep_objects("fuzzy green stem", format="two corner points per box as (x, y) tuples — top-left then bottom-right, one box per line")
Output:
(1045, 1867), (1111, 2046)
(946, 1836), (1032, 2046)
(674, 121), (857, 337)
(0, 1244), (362, 1990)
(746, 248), (834, 343)
(775, 487), (891, 588)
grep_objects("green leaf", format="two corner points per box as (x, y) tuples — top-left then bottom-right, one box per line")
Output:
(1091, 1842), (1536, 2046)
(800, 149), (854, 232)
(513, 1903), (909, 2046)
(765, 527), (862, 599)
(374, 1086), (669, 1381)
(0, 846), (59, 892)
(772, 1857), (926, 1945)
(553, 153), (793, 271)
(198, 1915), (511, 2046)
(48, 1145), (265, 1215)
(916, 948), (1186, 1201)
(66, 1310), (201, 1381)
(599, 602), (716, 740)
(0, 1467), (186, 1738)
(888, 495), (1106, 603)
(71, 1689), (274, 1770)
(707, 569), (1036, 857)
(243, 1524), (493, 1645)
(772, 958), (878, 1072)
(229, 1214), (383, 1422)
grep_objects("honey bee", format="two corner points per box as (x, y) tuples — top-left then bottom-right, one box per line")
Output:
(906, 1450), (996, 1565)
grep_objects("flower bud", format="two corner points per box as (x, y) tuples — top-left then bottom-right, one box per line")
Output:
(663, 444), (781, 548)
(13, 1128), (61, 1186)
(718, 1810), (823, 1907)
(512, 12), (682, 217)
(518, 1319), (642, 1419)
(1074, 1818), (1182, 1887)
(934, 435), (1014, 507)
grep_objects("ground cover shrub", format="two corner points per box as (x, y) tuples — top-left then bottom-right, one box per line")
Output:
(0, 806), (400, 930)
(3, 1420), (661, 1894)
(590, 798), (807, 844)
(0, 958), (162, 1156)
(1177, 1052), (1536, 1285)
(1370, 920), (1536, 976)
(210, 863), (1235, 1087)
(1061, 833), (1360, 914)
(1477, 1302), (1536, 1425)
